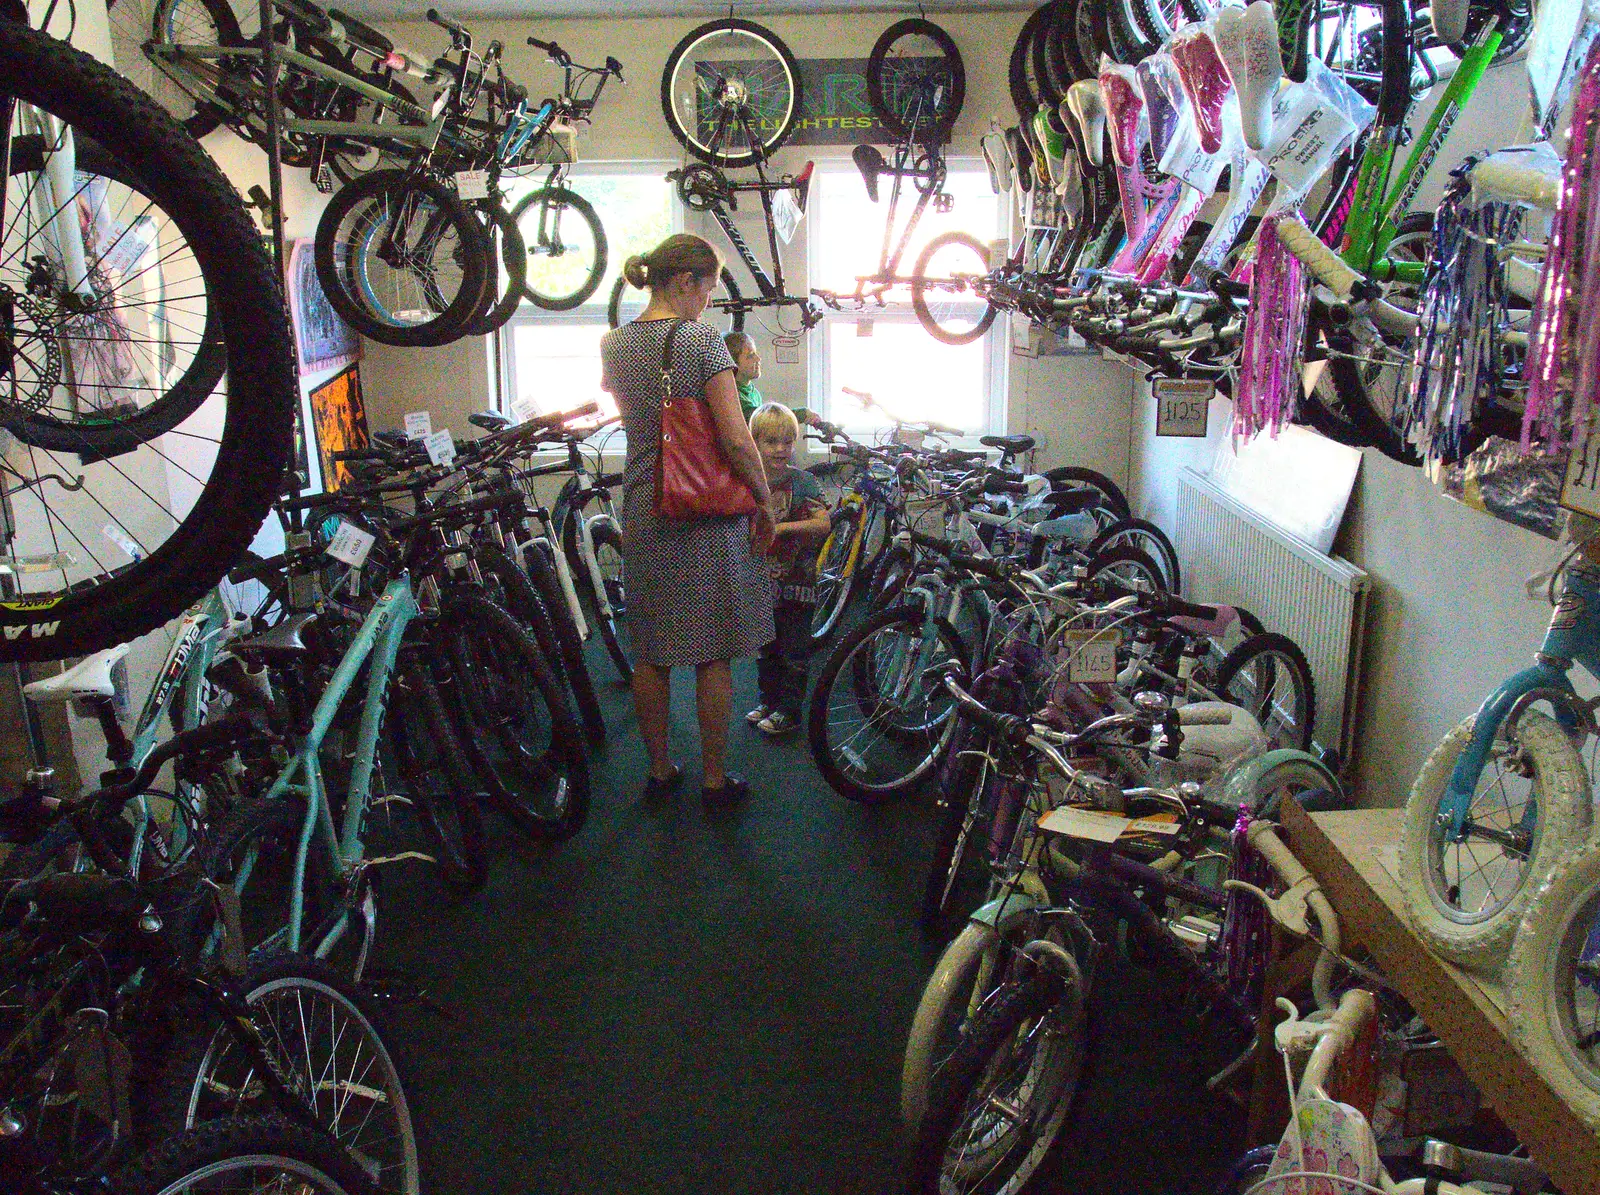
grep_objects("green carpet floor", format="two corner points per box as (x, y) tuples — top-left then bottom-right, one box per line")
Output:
(373, 649), (1247, 1194)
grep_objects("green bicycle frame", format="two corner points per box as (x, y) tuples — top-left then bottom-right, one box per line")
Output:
(253, 574), (419, 960)
(1340, 19), (1504, 283)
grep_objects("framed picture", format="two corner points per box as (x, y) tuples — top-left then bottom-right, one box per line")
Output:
(286, 238), (361, 377)
(308, 364), (369, 492)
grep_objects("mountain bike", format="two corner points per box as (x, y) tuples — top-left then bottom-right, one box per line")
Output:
(0, 16), (296, 663)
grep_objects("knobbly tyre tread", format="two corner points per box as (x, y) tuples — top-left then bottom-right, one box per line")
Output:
(1008, 2), (1057, 122)
(0, 21), (296, 662)
(114, 1115), (380, 1195)
(1398, 711), (1589, 972)
(510, 185), (608, 310)
(906, 971), (1088, 1195)
(464, 200), (527, 336)
(1042, 466), (1131, 521)
(390, 659), (489, 893)
(1086, 517), (1181, 594)
(144, 953), (429, 1194)
(440, 593), (591, 839)
(1505, 844), (1600, 1131)
(867, 17), (966, 143)
(1214, 630), (1317, 752)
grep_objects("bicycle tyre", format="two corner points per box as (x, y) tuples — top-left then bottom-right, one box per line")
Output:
(1043, 466), (1131, 520)
(562, 517), (630, 682)
(389, 658), (489, 893)
(1084, 542), (1166, 595)
(438, 593), (591, 840)
(908, 974), (1088, 1195)
(490, 542), (606, 742)
(114, 1116), (379, 1195)
(1398, 710), (1588, 972)
(511, 184), (608, 311)
(138, 0), (243, 140)
(806, 605), (969, 804)
(660, 18), (802, 168)
(1505, 844), (1600, 1130)
(912, 230), (999, 346)
(146, 953), (424, 1195)
(1214, 631), (1317, 752)
(919, 729), (991, 928)
(867, 17), (966, 144)
(810, 507), (862, 646)
(866, 540), (917, 610)
(608, 264), (745, 332)
(464, 200), (526, 336)
(590, 523), (631, 682)
(1087, 518), (1181, 594)
(1008, 3), (1057, 122)
(313, 167), (488, 347)
(0, 22), (296, 662)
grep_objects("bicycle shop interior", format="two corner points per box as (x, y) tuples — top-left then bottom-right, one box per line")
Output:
(2, 0), (1597, 1192)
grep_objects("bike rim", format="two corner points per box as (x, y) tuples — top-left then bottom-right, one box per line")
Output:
(521, 193), (600, 304)
(1425, 736), (1539, 925)
(667, 26), (796, 164)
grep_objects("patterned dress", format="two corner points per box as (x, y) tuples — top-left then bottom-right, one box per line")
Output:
(600, 318), (774, 667)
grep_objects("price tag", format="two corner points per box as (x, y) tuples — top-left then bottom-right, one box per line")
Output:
(424, 428), (457, 467)
(403, 411), (432, 440)
(99, 215), (158, 276)
(1059, 628), (1121, 683)
(1037, 805), (1131, 842)
(454, 169), (490, 201)
(1262, 88), (1356, 196)
(1561, 421), (1600, 517)
(325, 520), (376, 568)
(1153, 378), (1214, 438)
(1125, 816), (1182, 837)
(511, 395), (540, 423)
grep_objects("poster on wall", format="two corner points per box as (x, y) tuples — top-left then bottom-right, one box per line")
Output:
(286, 239), (361, 377)
(692, 58), (946, 147)
(309, 364), (369, 492)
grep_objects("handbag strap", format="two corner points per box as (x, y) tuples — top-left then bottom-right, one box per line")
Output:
(660, 318), (688, 400)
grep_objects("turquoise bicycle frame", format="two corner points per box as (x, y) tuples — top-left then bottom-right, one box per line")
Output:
(1443, 565), (1600, 841)
(253, 574), (420, 961)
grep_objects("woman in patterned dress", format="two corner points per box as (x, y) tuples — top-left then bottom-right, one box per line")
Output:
(600, 235), (776, 807)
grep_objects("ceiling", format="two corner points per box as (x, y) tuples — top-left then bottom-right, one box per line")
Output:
(336, 0), (1030, 20)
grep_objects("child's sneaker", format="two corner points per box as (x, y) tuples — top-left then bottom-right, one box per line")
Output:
(745, 704), (771, 726)
(757, 711), (799, 736)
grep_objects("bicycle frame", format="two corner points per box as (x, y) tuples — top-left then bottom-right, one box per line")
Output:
(251, 574), (419, 966)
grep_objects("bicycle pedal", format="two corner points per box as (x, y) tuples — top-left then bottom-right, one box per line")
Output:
(314, 164), (335, 195)
(358, 967), (454, 1020)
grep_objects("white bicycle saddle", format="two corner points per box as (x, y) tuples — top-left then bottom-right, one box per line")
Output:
(1065, 80), (1107, 169)
(1175, 701), (1269, 781)
(1235, 1), (1284, 153)
(24, 642), (130, 704)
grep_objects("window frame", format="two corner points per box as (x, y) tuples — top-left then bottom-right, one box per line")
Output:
(804, 155), (1007, 438)
(495, 160), (683, 423)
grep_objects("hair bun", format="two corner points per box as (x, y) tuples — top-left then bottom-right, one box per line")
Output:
(622, 255), (650, 289)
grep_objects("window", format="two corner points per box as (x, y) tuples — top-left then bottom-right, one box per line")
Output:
(499, 165), (677, 423)
(808, 161), (1005, 436)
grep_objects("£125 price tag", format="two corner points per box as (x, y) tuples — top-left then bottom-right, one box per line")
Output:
(325, 521), (376, 568)
(1153, 378), (1214, 438)
(403, 411), (432, 440)
(1060, 629), (1120, 683)
(424, 428), (457, 467)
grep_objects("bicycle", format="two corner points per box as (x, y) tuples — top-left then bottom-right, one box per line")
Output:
(0, 16), (297, 664)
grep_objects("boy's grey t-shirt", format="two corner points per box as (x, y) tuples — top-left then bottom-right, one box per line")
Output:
(767, 465), (826, 603)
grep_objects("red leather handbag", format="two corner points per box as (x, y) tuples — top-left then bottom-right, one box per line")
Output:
(653, 319), (759, 520)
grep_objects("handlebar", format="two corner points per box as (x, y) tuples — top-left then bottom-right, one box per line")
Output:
(426, 7), (467, 37)
(907, 528), (1011, 580)
(940, 672), (1032, 748)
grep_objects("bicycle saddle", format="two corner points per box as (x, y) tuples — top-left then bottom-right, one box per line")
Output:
(1065, 82), (1106, 169)
(24, 642), (129, 704)
(980, 434), (1035, 454)
(852, 144), (885, 203)
(1431, 0), (1471, 45)
(1004, 126), (1034, 194)
(1137, 58), (1183, 166)
(231, 612), (318, 662)
(1234, 2), (1284, 153)
(469, 410), (512, 431)
(1097, 65), (1146, 171)
(1171, 27), (1233, 156)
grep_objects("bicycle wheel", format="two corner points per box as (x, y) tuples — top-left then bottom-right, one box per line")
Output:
(464, 200), (526, 337)
(920, 723), (994, 928)
(661, 18), (801, 168)
(1043, 466), (1131, 521)
(1398, 710), (1588, 971)
(1084, 543), (1165, 596)
(1117, 0), (1212, 58)
(1506, 844), (1600, 1130)
(314, 168), (488, 347)
(807, 605), (969, 803)
(1214, 631), (1316, 751)
(912, 231), (998, 346)
(1087, 518), (1181, 594)
(492, 541), (606, 743)
(125, 0), (242, 139)
(438, 593), (591, 840)
(511, 184), (607, 311)
(608, 264), (744, 332)
(867, 18), (966, 144)
(147, 954), (422, 1195)
(387, 657), (489, 893)
(563, 516), (630, 682)
(810, 507), (862, 646)
(115, 1116), (378, 1195)
(0, 22), (296, 662)
(1008, 3), (1056, 122)
(908, 974), (1089, 1195)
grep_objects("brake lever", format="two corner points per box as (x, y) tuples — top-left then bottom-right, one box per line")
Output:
(1222, 874), (1319, 938)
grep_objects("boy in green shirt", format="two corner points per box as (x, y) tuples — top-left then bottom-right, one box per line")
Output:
(726, 331), (763, 421)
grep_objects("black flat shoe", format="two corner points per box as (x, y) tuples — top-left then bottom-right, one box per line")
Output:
(701, 774), (749, 808)
(642, 764), (683, 801)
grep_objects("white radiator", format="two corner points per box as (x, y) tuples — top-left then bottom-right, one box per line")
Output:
(1173, 467), (1370, 767)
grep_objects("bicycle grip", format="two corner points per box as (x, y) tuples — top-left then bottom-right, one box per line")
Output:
(427, 8), (467, 35)
(331, 448), (388, 463)
(228, 552), (287, 585)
